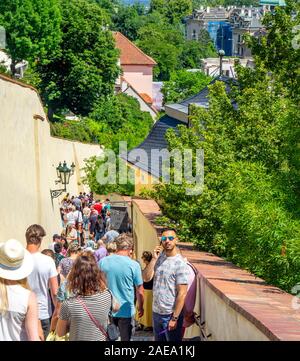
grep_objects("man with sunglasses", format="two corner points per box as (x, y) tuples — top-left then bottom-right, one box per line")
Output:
(143, 228), (189, 341)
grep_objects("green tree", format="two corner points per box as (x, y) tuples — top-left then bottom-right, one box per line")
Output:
(180, 38), (216, 68)
(82, 93), (153, 195)
(162, 69), (211, 103)
(37, 0), (119, 118)
(111, 3), (146, 41)
(136, 21), (183, 80)
(0, 0), (62, 75)
(245, 0), (300, 101)
(150, 0), (192, 23)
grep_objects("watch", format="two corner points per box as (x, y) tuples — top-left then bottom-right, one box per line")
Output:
(171, 315), (178, 321)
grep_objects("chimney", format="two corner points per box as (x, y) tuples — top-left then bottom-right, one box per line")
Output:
(248, 9), (252, 17)
(207, 6), (210, 13)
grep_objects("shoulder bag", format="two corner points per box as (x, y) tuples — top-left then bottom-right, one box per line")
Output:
(76, 293), (120, 341)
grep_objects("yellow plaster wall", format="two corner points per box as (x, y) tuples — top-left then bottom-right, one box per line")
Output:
(0, 77), (102, 248)
(131, 201), (160, 262)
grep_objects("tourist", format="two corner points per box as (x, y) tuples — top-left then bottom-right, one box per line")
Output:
(56, 254), (117, 341)
(41, 249), (55, 260)
(53, 243), (65, 269)
(66, 223), (78, 245)
(72, 196), (82, 211)
(94, 240), (108, 263)
(105, 211), (112, 232)
(0, 239), (40, 341)
(106, 241), (117, 256)
(93, 200), (102, 215)
(58, 236), (68, 257)
(58, 243), (81, 283)
(94, 215), (104, 241)
(73, 205), (83, 227)
(25, 224), (58, 339)
(135, 251), (153, 332)
(99, 234), (144, 341)
(102, 229), (119, 244)
(82, 203), (91, 231)
(84, 239), (96, 252)
(143, 228), (189, 342)
(66, 206), (75, 226)
(89, 207), (99, 236)
(48, 234), (61, 252)
(50, 250), (90, 337)
(77, 222), (85, 247)
(103, 199), (111, 214)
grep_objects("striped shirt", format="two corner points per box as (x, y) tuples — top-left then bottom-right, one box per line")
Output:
(60, 290), (112, 341)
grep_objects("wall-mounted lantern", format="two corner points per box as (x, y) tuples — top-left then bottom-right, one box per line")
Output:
(50, 161), (75, 204)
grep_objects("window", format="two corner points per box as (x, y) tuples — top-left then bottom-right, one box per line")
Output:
(192, 29), (197, 40)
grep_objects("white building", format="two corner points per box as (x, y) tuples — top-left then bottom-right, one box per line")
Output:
(0, 50), (28, 78)
(201, 57), (255, 78)
(229, 7), (264, 57)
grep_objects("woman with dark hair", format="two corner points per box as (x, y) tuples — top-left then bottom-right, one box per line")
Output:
(58, 243), (81, 282)
(77, 222), (85, 247)
(56, 254), (118, 341)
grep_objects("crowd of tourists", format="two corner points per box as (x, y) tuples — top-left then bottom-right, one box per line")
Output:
(0, 193), (198, 342)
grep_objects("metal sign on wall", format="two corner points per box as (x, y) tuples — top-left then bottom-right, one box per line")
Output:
(110, 205), (128, 233)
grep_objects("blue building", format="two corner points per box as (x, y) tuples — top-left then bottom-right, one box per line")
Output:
(185, 7), (233, 56)
(208, 21), (232, 56)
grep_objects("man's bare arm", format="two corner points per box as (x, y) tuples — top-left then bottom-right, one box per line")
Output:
(143, 246), (162, 282)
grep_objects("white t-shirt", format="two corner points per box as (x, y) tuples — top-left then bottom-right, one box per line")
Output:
(73, 210), (83, 223)
(0, 285), (31, 341)
(66, 212), (75, 225)
(27, 252), (58, 320)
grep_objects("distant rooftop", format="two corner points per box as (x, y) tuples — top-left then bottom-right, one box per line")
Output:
(259, 0), (286, 6)
(113, 31), (156, 66)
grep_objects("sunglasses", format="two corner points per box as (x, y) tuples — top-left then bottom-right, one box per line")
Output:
(161, 236), (176, 242)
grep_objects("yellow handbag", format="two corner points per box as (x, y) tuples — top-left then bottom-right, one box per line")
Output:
(46, 331), (69, 341)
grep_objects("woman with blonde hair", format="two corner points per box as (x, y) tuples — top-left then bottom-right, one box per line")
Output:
(0, 239), (40, 341)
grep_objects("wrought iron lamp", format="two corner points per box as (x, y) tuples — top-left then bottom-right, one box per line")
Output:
(50, 161), (75, 203)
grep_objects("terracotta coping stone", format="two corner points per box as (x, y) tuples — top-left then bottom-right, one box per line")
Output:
(132, 199), (165, 235)
(179, 243), (300, 340)
(133, 199), (300, 341)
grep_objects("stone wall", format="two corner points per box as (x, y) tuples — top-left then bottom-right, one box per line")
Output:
(0, 75), (102, 247)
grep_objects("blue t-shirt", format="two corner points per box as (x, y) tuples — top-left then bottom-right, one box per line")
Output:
(99, 255), (143, 318)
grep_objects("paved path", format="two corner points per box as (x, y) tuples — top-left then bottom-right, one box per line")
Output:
(131, 329), (154, 341)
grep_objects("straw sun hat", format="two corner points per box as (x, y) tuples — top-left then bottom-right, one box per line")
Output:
(0, 239), (33, 280)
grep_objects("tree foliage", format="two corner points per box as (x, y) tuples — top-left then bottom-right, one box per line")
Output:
(161, 69), (211, 104)
(0, 0), (62, 74)
(37, 0), (119, 117)
(150, 0), (192, 24)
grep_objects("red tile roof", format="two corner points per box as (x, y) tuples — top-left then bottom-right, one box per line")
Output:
(139, 93), (153, 104)
(113, 31), (157, 66)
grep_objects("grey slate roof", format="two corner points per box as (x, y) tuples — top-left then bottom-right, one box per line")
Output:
(121, 115), (186, 178)
(122, 76), (237, 178)
(179, 75), (237, 108)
